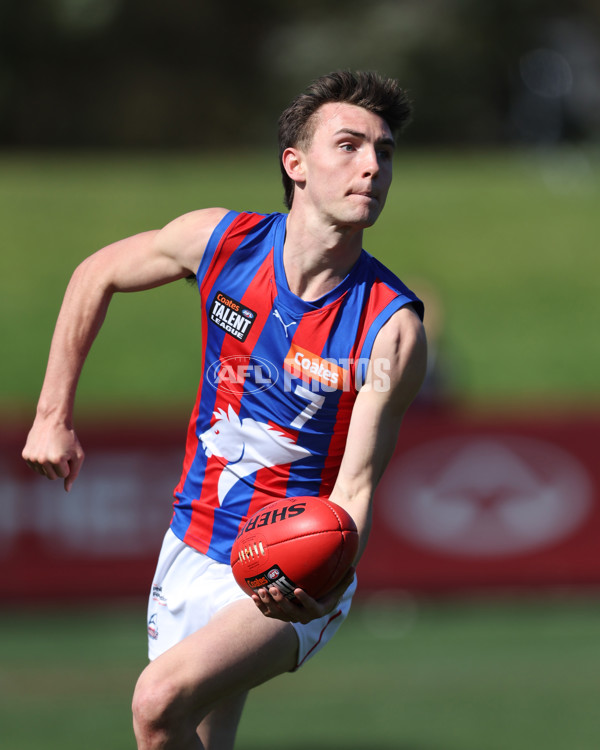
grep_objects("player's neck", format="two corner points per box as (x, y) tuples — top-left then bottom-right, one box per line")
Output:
(283, 210), (364, 302)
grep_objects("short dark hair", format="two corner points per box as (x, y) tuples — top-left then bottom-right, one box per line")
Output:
(278, 70), (412, 209)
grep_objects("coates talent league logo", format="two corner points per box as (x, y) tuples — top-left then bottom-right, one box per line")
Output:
(209, 291), (257, 342)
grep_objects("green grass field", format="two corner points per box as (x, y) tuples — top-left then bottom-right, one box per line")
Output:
(2, 148), (599, 416)
(2, 596), (599, 750)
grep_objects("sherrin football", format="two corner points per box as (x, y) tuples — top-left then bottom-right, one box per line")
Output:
(230, 496), (359, 600)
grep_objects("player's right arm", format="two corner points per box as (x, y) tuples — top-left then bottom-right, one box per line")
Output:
(22, 207), (229, 491)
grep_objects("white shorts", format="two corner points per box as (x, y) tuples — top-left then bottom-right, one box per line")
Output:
(147, 528), (357, 670)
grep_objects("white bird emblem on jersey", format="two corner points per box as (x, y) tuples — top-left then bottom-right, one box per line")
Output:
(199, 404), (310, 504)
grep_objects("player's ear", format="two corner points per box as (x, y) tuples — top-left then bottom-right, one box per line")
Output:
(282, 147), (306, 188)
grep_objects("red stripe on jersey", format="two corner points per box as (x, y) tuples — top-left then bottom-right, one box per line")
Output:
(200, 213), (265, 299)
(172, 281), (214, 502)
(318, 388), (354, 496)
(238, 248), (275, 352)
(288, 295), (346, 354)
(182, 248), (276, 547)
(173, 216), (262, 502)
(349, 279), (398, 365)
(173, 386), (205, 501)
(177, 303), (224, 550)
(319, 281), (398, 496)
(241, 417), (301, 525)
(242, 465), (290, 527)
(283, 302), (351, 498)
(183, 455), (226, 553)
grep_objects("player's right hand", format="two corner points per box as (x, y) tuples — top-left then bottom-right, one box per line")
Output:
(22, 420), (84, 493)
(251, 567), (356, 624)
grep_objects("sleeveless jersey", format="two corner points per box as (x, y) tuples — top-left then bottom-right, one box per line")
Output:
(170, 211), (424, 564)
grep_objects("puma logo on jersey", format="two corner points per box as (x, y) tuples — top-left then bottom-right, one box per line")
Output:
(272, 308), (297, 337)
(284, 343), (348, 390)
(209, 291), (256, 341)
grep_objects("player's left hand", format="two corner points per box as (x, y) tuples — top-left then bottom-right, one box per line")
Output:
(251, 567), (355, 624)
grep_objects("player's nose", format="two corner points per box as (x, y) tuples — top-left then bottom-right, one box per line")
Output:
(360, 145), (380, 177)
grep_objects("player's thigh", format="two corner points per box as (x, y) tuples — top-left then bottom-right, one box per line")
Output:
(135, 595), (298, 722)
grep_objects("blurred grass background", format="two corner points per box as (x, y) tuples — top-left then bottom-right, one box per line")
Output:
(2, 596), (599, 750)
(3, 149), (599, 417)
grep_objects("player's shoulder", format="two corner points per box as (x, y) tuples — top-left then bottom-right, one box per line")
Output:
(158, 208), (286, 277)
(166, 208), (284, 242)
(366, 304), (427, 409)
(157, 207), (231, 252)
(163, 207), (232, 239)
(220, 209), (286, 239)
(376, 302), (426, 349)
(360, 250), (425, 321)
(372, 302), (427, 384)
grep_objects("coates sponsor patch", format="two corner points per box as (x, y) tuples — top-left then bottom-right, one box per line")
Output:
(284, 342), (348, 390)
(209, 291), (256, 342)
(245, 565), (298, 600)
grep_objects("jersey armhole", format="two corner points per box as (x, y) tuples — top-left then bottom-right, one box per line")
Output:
(355, 295), (424, 387)
(195, 210), (240, 283)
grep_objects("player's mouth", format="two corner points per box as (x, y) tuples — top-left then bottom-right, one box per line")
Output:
(351, 189), (379, 202)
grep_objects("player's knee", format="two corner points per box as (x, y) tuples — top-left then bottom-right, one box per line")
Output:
(132, 669), (193, 748)
(131, 677), (171, 746)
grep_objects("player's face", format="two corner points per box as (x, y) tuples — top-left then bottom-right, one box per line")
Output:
(296, 102), (395, 229)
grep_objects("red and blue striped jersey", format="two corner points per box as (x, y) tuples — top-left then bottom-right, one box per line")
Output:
(170, 211), (424, 563)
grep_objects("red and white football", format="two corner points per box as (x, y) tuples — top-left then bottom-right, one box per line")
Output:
(230, 496), (359, 600)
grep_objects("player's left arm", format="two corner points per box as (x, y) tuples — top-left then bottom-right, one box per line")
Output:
(328, 303), (427, 559)
(252, 304), (427, 623)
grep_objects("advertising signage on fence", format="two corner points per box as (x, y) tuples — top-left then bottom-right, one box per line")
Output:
(360, 409), (600, 592)
(2, 410), (600, 600)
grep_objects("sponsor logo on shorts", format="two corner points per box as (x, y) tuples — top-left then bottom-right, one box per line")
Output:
(245, 565), (298, 600)
(209, 291), (256, 342)
(151, 584), (167, 606)
(147, 613), (159, 640)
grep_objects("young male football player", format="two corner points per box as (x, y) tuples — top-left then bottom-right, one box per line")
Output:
(23, 70), (427, 749)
